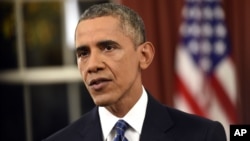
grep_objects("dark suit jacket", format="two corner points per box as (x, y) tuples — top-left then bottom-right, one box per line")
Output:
(43, 94), (227, 141)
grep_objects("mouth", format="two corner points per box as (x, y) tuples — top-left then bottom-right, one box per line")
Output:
(88, 78), (112, 90)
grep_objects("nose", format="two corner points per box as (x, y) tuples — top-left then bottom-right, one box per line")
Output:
(86, 52), (105, 73)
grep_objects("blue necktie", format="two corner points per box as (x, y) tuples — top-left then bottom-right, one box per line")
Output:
(113, 120), (129, 141)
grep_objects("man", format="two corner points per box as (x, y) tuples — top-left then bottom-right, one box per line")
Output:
(43, 3), (227, 141)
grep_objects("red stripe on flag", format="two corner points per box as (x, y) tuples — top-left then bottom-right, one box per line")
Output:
(209, 74), (238, 123)
(176, 75), (207, 117)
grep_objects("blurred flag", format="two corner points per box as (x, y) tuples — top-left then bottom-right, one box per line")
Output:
(174, 0), (237, 138)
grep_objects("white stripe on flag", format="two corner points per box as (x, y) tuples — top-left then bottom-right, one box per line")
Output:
(174, 0), (238, 140)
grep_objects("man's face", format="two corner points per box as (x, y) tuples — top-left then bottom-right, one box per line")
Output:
(75, 16), (143, 106)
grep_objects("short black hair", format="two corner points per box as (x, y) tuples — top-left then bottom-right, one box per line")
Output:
(77, 3), (146, 46)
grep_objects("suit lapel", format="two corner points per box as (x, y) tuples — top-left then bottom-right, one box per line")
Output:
(78, 107), (103, 141)
(140, 94), (175, 141)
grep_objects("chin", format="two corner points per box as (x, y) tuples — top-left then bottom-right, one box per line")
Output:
(93, 98), (116, 107)
(93, 99), (109, 106)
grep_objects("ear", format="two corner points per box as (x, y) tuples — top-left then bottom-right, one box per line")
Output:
(138, 42), (155, 70)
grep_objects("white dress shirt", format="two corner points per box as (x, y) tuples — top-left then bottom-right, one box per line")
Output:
(98, 86), (148, 141)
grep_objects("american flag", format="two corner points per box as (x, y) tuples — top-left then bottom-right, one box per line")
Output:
(174, 0), (238, 138)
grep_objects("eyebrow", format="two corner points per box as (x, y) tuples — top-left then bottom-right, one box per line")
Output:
(96, 40), (119, 47)
(76, 45), (88, 53)
(76, 40), (119, 51)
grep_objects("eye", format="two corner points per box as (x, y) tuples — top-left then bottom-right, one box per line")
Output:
(98, 40), (119, 52)
(76, 47), (90, 58)
(104, 44), (115, 51)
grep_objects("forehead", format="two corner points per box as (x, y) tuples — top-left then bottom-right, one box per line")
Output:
(76, 16), (123, 35)
(75, 16), (132, 47)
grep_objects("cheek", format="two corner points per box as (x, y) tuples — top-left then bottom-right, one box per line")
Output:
(113, 57), (139, 80)
(77, 61), (87, 80)
(77, 61), (82, 73)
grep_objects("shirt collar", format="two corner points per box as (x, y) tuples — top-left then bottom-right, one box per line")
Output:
(98, 86), (148, 140)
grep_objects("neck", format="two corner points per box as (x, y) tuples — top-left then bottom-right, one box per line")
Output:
(105, 85), (142, 118)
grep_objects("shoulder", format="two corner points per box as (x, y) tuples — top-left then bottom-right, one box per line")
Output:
(146, 94), (226, 141)
(165, 106), (227, 141)
(43, 107), (99, 141)
(167, 106), (215, 125)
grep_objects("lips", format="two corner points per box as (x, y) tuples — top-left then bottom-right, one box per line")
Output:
(88, 78), (111, 90)
(89, 78), (110, 86)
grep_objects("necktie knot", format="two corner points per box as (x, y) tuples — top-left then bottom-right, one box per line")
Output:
(114, 120), (129, 141)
